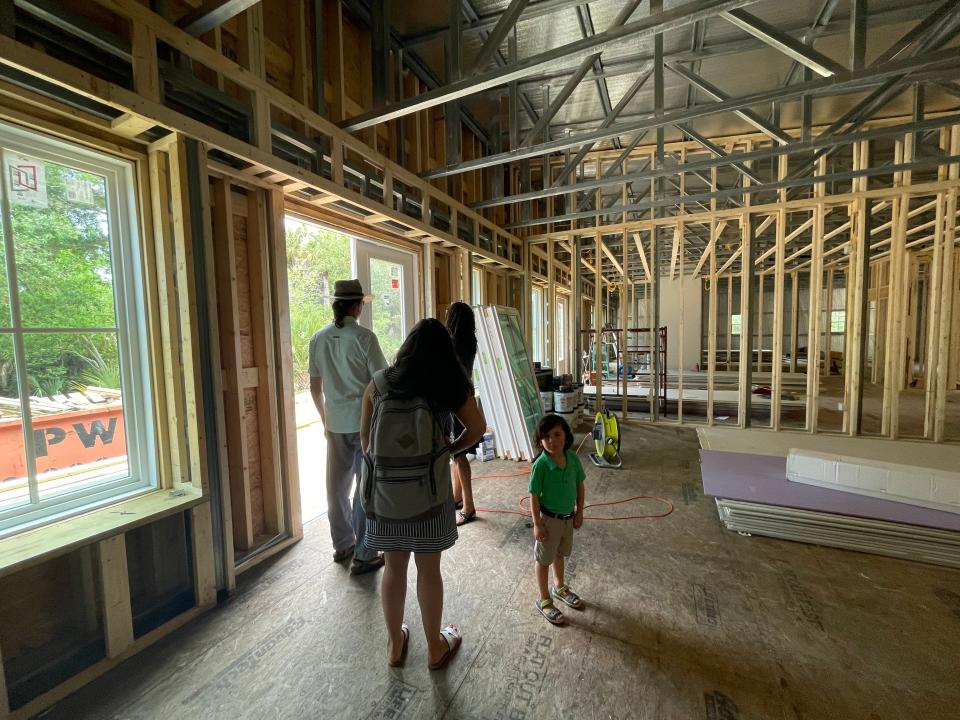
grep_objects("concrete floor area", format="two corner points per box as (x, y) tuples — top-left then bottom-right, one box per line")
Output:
(43, 425), (960, 719)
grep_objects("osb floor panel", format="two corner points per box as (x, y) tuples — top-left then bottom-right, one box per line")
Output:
(42, 425), (960, 720)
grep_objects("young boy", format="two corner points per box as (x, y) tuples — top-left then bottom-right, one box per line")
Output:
(529, 414), (585, 625)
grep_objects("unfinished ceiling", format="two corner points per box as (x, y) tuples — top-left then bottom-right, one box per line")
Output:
(390, 0), (959, 147)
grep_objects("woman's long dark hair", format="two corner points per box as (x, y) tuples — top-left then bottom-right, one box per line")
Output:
(386, 318), (472, 412)
(445, 301), (477, 371)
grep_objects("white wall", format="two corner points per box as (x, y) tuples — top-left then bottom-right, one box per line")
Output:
(658, 275), (702, 372)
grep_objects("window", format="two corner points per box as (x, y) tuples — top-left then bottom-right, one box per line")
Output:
(0, 122), (154, 537)
(731, 314), (742, 335)
(830, 310), (846, 333)
(530, 287), (544, 364)
(556, 296), (567, 370)
(471, 267), (482, 305)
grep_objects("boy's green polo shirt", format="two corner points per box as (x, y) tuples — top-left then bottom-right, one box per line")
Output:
(528, 450), (585, 515)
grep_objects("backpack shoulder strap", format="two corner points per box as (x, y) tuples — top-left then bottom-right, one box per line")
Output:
(372, 369), (391, 398)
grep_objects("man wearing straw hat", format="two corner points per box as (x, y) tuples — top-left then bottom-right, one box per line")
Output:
(309, 278), (388, 575)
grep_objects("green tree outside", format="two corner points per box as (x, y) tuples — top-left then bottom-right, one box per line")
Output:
(285, 217), (351, 392)
(0, 160), (117, 399)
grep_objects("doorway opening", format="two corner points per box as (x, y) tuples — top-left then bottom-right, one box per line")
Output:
(284, 215), (418, 524)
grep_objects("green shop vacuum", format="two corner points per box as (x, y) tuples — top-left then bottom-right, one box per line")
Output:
(589, 408), (622, 469)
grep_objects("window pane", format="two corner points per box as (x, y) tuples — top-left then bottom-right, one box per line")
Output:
(0, 332), (28, 513)
(0, 216), (9, 327)
(7, 156), (115, 329)
(22, 332), (128, 501)
(369, 257), (404, 362)
(531, 288), (542, 363)
(557, 300), (566, 362)
(831, 310), (846, 333)
(472, 268), (482, 305)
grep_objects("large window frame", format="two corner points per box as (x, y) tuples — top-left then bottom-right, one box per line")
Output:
(0, 121), (155, 538)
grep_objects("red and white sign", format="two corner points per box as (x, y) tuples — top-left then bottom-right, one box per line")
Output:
(5, 152), (48, 208)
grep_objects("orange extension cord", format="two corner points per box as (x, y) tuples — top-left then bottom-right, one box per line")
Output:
(468, 433), (675, 521)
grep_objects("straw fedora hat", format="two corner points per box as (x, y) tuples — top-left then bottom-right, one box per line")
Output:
(331, 278), (373, 303)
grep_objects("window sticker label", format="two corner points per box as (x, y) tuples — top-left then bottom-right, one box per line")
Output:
(64, 170), (96, 205)
(5, 152), (48, 208)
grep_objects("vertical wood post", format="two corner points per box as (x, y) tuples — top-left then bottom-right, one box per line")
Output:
(933, 126), (960, 440)
(97, 534), (134, 659)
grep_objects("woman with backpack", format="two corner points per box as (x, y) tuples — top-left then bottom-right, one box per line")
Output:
(359, 318), (484, 670)
(445, 302), (480, 526)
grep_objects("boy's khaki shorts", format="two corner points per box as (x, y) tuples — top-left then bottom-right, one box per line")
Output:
(534, 514), (574, 565)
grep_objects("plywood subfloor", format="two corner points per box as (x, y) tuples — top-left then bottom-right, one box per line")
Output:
(41, 425), (960, 720)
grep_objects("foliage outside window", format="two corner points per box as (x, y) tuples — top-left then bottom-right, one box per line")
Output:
(0, 121), (154, 537)
(284, 217), (351, 393)
(731, 314), (742, 335)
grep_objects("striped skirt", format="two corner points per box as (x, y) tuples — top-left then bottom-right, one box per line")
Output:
(364, 498), (458, 554)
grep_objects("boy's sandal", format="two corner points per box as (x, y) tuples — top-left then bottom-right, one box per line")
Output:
(551, 585), (584, 609)
(537, 599), (565, 625)
(428, 625), (462, 670)
(456, 509), (476, 526)
(388, 624), (409, 667)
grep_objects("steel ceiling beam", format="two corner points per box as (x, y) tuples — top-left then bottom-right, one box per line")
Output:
(720, 8), (845, 77)
(339, 0), (765, 132)
(782, 0), (841, 87)
(684, 18), (707, 110)
(849, 0), (867, 71)
(667, 63), (792, 144)
(513, 3), (930, 90)
(550, 70), (652, 188)
(424, 47), (960, 180)
(574, 136), (650, 213)
(504, 152), (960, 230)
(675, 123), (762, 185)
(467, 113), (960, 210)
(467, 0), (529, 75)
(177, 0), (260, 36)
(785, 0), (960, 183)
(402, 0), (585, 48)
(573, 2), (642, 150)
(520, 53), (598, 146)
(870, 0), (960, 67)
(341, 0), (490, 145)
(460, 0), (539, 127)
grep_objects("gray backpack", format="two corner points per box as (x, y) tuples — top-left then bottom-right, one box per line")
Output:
(360, 370), (451, 521)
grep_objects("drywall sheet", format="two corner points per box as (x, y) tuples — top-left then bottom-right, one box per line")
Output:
(787, 450), (960, 515)
(697, 426), (960, 473)
(716, 499), (960, 569)
(699, 450), (960, 532)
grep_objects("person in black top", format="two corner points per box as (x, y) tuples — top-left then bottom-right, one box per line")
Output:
(360, 318), (484, 668)
(445, 302), (481, 525)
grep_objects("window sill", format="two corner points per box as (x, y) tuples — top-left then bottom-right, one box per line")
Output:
(0, 486), (205, 578)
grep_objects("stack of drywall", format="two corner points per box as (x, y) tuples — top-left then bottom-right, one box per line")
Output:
(474, 305), (542, 461)
(698, 428), (960, 568)
(786, 450), (960, 514)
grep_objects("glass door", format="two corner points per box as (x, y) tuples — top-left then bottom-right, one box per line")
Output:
(355, 240), (418, 363)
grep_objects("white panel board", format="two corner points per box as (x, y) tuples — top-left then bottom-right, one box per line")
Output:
(787, 449), (960, 515)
